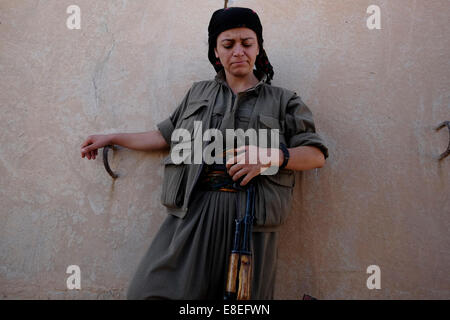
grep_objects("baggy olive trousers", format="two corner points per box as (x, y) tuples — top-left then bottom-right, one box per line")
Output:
(126, 188), (279, 300)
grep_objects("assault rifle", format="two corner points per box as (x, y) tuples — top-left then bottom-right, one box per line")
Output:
(224, 182), (255, 300)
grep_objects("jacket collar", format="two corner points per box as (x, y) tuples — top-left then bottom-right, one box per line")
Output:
(214, 68), (267, 94)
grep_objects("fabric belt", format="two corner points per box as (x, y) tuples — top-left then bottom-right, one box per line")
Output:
(198, 162), (256, 223)
(198, 163), (245, 192)
(198, 162), (256, 226)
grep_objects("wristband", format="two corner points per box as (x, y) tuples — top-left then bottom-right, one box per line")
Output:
(279, 143), (290, 169)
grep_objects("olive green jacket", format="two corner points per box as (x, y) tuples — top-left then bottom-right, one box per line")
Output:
(157, 69), (328, 232)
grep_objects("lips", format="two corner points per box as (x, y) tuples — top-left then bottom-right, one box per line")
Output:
(233, 61), (246, 65)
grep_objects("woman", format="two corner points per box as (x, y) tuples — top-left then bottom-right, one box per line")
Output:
(80, 7), (328, 299)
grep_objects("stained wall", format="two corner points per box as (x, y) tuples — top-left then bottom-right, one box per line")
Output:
(0, 0), (449, 299)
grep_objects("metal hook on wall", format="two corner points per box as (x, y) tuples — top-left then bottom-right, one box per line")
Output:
(435, 121), (450, 160)
(103, 144), (119, 178)
(224, 0), (237, 9)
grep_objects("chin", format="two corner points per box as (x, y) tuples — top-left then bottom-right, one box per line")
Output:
(229, 66), (252, 76)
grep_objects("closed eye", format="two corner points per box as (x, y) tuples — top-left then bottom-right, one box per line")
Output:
(224, 44), (252, 49)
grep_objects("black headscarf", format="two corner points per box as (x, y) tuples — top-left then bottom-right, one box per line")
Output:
(208, 7), (274, 84)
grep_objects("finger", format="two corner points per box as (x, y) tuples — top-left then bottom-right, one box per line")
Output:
(235, 145), (247, 153)
(234, 146), (247, 159)
(232, 167), (248, 182)
(235, 152), (247, 164)
(224, 148), (235, 155)
(81, 138), (93, 149)
(247, 146), (259, 164)
(229, 162), (245, 176)
(240, 173), (253, 186)
(82, 143), (98, 155)
(258, 148), (272, 166)
(225, 154), (237, 169)
(224, 148), (237, 165)
(236, 150), (258, 165)
(240, 169), (258, 186)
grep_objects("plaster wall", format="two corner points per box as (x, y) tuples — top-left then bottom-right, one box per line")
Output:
(0, 0), (449, 299)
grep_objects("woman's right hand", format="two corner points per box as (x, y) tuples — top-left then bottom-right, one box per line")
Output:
(80, 134), (113, 160)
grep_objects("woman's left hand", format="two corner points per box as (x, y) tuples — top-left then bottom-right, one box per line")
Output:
(225, 145), (282, 186)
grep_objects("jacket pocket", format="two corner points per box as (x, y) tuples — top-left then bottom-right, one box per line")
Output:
(255, 169), (295, 228)
(182, 99), (209, 120)
(178, 99), (209, 136)
(265, 168), (295, 188)
(160, 155), (187, 209)
(258, 114), (280, 130)
(257, 114), (287, 148)
(172, 99), (209, 151)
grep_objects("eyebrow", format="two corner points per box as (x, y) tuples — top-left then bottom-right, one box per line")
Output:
(221, 37), (255, 42)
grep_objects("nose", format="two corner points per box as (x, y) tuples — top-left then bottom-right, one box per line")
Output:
(232, 44), (245, 56)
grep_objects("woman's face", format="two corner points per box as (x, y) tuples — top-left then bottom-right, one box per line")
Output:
(214, 27), (260, 77)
